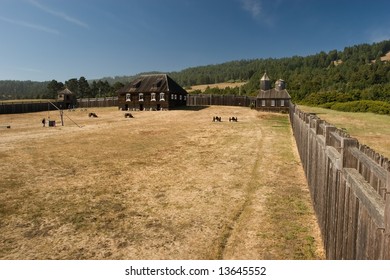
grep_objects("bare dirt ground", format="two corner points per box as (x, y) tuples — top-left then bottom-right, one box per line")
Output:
(0, 106), (324, 260)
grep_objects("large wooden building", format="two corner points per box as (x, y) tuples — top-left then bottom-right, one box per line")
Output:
(256, 72), (291, 112)
(117, 74), (188, 111)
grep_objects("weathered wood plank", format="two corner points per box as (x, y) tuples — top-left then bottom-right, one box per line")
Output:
(290, 105), (388, 259)
(344, 168), (385, 228)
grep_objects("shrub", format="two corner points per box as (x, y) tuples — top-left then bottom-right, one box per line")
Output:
(329, 100), (390, 114)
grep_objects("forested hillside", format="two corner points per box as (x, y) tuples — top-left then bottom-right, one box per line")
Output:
(1, 40), (390, 108)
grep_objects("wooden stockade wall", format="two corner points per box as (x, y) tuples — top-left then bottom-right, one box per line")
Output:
(77, 97), (118, 108)
(0, 98), (118, 114)
(0, 101), (64, 114)
(187, 94), (256, 107)
(1, 95), (256, 114)
(289, 104), (390, 259)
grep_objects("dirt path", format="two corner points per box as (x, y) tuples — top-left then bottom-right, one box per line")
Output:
(221, 114), (324, 259)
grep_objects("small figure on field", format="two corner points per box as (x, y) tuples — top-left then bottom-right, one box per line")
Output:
(125, 113), (134, 118)
(213, 116), (222, 122)
(229, 117), (238, 122)
(89, 112), (98, 118)
(41, 118), (46, 127)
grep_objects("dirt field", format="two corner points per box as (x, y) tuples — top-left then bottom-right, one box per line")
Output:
(0, 106), (324, 260)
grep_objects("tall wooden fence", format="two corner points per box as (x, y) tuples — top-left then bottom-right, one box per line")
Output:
(187, 94), (256, 107)
(1, 95), (256, 114)
(0, 101), (64, 114)
(289, 104), (390, 259)
(77, 97), (118, 108)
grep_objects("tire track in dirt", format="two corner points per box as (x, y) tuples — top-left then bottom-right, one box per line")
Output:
(218, 114), (324, 259)
(215, 121), (264, 259)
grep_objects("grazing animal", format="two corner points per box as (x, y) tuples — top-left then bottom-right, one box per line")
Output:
(125, 113), (134, 118)
(229, 117), (238, 122)
(89, 112), (98, 118)
(213, 116), (222, 122)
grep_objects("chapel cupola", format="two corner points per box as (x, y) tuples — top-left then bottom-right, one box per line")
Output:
(260, 72), (271, 91)
(275, 79), (286, 91)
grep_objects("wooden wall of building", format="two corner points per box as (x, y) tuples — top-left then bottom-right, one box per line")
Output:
(290, 104), (390, 259)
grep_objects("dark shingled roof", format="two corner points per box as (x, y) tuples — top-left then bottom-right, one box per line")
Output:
(118, 74), (188, 95)
(58, 88), (74, 95)
(257, 89), (291, 99)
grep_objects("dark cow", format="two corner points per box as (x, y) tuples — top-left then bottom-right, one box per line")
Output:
(89, 112), (98, 118)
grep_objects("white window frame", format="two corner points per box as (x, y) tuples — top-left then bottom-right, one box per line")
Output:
(271, 100), (275, 107)
(139, 93), (144, 102)
(126, 93), (131, 102)
(280, 100), (285, 107)
(159, 92), (165, 101)
(261, 100), (266, 107)
(151, 92), (156, 102)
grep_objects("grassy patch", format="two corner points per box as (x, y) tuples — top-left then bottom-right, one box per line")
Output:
(298, 105), (390, 158)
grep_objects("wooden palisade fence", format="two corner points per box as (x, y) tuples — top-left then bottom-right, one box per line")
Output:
(289, 104), (390, 259)
(0, 100), (65, 114)
(187, 94), (256, 107)
(77, 97), (118, 108)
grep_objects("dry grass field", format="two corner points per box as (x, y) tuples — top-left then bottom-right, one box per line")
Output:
(0, 106), (324, 260)
(298, 105), (390, 158)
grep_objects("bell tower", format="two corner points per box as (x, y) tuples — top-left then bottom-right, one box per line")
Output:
(260, 72), (271, 91)
(275, 79), (286, 91)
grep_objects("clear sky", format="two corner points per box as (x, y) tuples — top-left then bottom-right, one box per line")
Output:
(1, 0), (390, 82)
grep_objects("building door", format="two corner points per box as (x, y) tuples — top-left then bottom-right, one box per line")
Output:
(157, 104), (161, 111)
(139, 104), (144, 111)
(125, 104), (129, 111)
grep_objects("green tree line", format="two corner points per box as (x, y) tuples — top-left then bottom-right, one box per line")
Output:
(45, 77), (125, 99)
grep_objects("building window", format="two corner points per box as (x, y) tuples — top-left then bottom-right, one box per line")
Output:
(262, 100), (266, 106)
(184, 95), (187, 101)
(179, 95), (182, 100)
(139, 93), (144, 101)
(271, 100), (275, 107)
(151, 92), (156, 101)
(126, 93), (131, 102)
(159, 92), (165, 101)
(280, 100), (285, 107)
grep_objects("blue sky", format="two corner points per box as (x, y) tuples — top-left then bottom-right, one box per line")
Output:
(1, 0), (390, 82)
